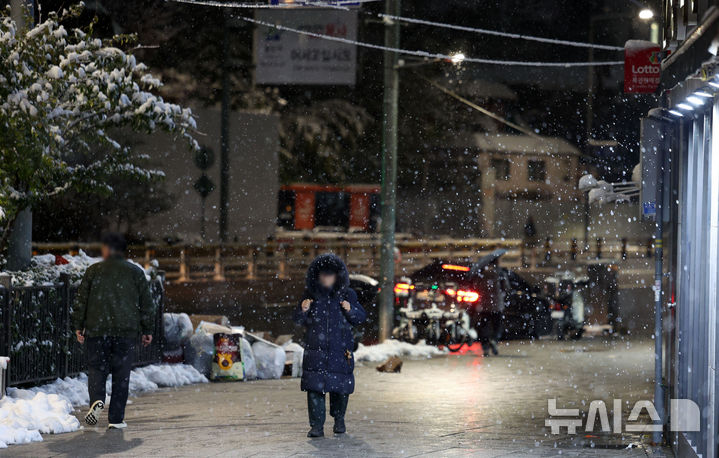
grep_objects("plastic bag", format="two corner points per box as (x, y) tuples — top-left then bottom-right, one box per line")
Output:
(186, 332), (213, 377)
(251, 340), (286, 380)
(283, 342), (304, 378)
(211, 333), (244, 381)
(241, 338), (257, 380)
(163, 313), (194, 349)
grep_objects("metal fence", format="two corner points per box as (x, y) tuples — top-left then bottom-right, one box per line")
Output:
(0, 274), (164, 387)
(33, 236), (653, 283)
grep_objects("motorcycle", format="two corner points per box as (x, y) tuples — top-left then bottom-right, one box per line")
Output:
(544, 272), (587, 340)
(392, 293), (477, 352)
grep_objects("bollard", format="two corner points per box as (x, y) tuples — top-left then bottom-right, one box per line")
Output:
(544, 237), (552, 263)
(179, 247), (189, 282)
(570, 238), (578, 261)
(213, 247), (226, 281)
(621, 238), (627, 260)
(596, 237), (603, 259)
(0, 357), (8, 400)
(278, 245), (288, 280)
(646, 237), (653, 258)
(144, 247), (151, 270)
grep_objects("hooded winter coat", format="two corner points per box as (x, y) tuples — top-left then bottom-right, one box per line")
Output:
(293, 254), (367, 394)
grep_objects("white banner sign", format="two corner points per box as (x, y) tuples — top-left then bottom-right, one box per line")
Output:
(254, 9), (357, 85)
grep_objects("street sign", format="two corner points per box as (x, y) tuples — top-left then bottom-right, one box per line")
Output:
(624, 40), (662, 93)
(194, 174), (215, 199)
(194, 147), (215, 171)
(254, 9), (358, 85)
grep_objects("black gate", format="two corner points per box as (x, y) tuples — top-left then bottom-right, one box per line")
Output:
(0, 273), (164, 387)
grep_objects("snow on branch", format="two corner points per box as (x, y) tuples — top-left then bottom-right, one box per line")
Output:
(0, 3), (198, 223)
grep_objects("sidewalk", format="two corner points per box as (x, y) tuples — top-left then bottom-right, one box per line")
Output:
(2, 339), (672, 457)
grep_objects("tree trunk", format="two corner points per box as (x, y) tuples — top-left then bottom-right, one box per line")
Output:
(6, 208), (32, 270)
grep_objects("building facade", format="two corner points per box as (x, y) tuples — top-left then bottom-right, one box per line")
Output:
(647, 2), (719, 456)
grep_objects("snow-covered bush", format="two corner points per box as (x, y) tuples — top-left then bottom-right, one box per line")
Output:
(3, 250), (154, 286)
(0, 3), (197, 254)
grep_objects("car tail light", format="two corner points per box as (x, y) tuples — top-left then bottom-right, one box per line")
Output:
(457, 290), (479, 303)
(549, 300), (563, 311)
(394, 282), (414, 294)
(442, 264), (470, 272)
(445, 289), (479, 303)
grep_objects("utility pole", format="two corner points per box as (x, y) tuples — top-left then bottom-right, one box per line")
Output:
(378, 0), (401, 342)
(219, 9), (231, 243)
(6, 0), (35, 271)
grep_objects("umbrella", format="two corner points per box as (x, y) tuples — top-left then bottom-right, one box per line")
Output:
(472, 248), (508, 270)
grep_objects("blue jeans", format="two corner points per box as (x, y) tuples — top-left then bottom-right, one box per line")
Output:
(86, 336), (135, 424)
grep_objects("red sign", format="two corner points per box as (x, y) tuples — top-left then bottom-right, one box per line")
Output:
(624, 40), (662, 93)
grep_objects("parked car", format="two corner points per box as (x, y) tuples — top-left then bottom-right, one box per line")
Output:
(393, 255), (552, 349)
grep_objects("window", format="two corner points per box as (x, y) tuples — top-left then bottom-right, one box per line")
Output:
(528, 160), (546, 182)
(491, 158), (511, 180)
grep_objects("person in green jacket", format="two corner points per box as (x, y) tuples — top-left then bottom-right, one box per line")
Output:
(72, 232), (154, 429)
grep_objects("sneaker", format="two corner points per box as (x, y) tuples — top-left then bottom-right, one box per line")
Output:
(108, 422), (127, 430)
(307, 427), (324, 438)
(84, 400), (105, 426)
(333, 419), (346, 434)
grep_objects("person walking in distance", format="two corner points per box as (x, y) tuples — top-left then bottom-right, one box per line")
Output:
(475, 258), (510, 357)
(293, 254), (367, 438)
(72, 233), (155, 429)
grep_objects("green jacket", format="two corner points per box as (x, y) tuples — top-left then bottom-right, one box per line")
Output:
(72, 257), (155, 337)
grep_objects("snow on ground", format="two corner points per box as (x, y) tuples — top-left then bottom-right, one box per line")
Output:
(0, 392), (78, 448)
(354, 340), (447, 363)
(0, 364), (207, 448)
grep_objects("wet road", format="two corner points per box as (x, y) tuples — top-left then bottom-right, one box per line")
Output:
(3, 338), (670, 457)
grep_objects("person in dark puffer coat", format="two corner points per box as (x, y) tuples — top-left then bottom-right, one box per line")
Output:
(293, 253), (367, 438)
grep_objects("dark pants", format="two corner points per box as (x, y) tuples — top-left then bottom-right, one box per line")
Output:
(86, 336), (136, 424)
(307, 391), (349, 428)
(477, 312), (503, 352)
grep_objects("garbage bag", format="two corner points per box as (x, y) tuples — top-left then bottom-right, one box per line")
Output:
(283, 342), (304, 378)
(187, 332), (213, 377)
(163, 313), (194, 349)
(251, 340), (286, 380)
(241, 337), (257, 380)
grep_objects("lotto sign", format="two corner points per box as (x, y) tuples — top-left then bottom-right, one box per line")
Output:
(624, 40), (662, 93)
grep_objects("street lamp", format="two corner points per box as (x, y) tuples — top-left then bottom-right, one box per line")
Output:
(638, 8), (654, 20)
(449, 52), (466, 64)
(579, 173), (640, 204)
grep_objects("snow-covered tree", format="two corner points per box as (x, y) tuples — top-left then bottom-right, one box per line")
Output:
(0, 4), (197, 255)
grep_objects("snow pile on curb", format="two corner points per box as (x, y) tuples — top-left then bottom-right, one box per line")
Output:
(0, 364), (207, 448)
(0, 392), (78, 448)
(354, 340), (447, 363)
(131, 364), (208, 390)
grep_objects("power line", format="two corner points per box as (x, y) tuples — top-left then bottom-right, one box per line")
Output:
(239, 14), (624, 67)
(415, 73), (541, 139)
(169, 0), (625, 51)
(167, 0), (379, 9)
(377, 13), (625, 52)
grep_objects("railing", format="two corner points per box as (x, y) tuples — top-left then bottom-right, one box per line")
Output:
(0, 274), (164, 387)
(32, 235), (655, 283)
